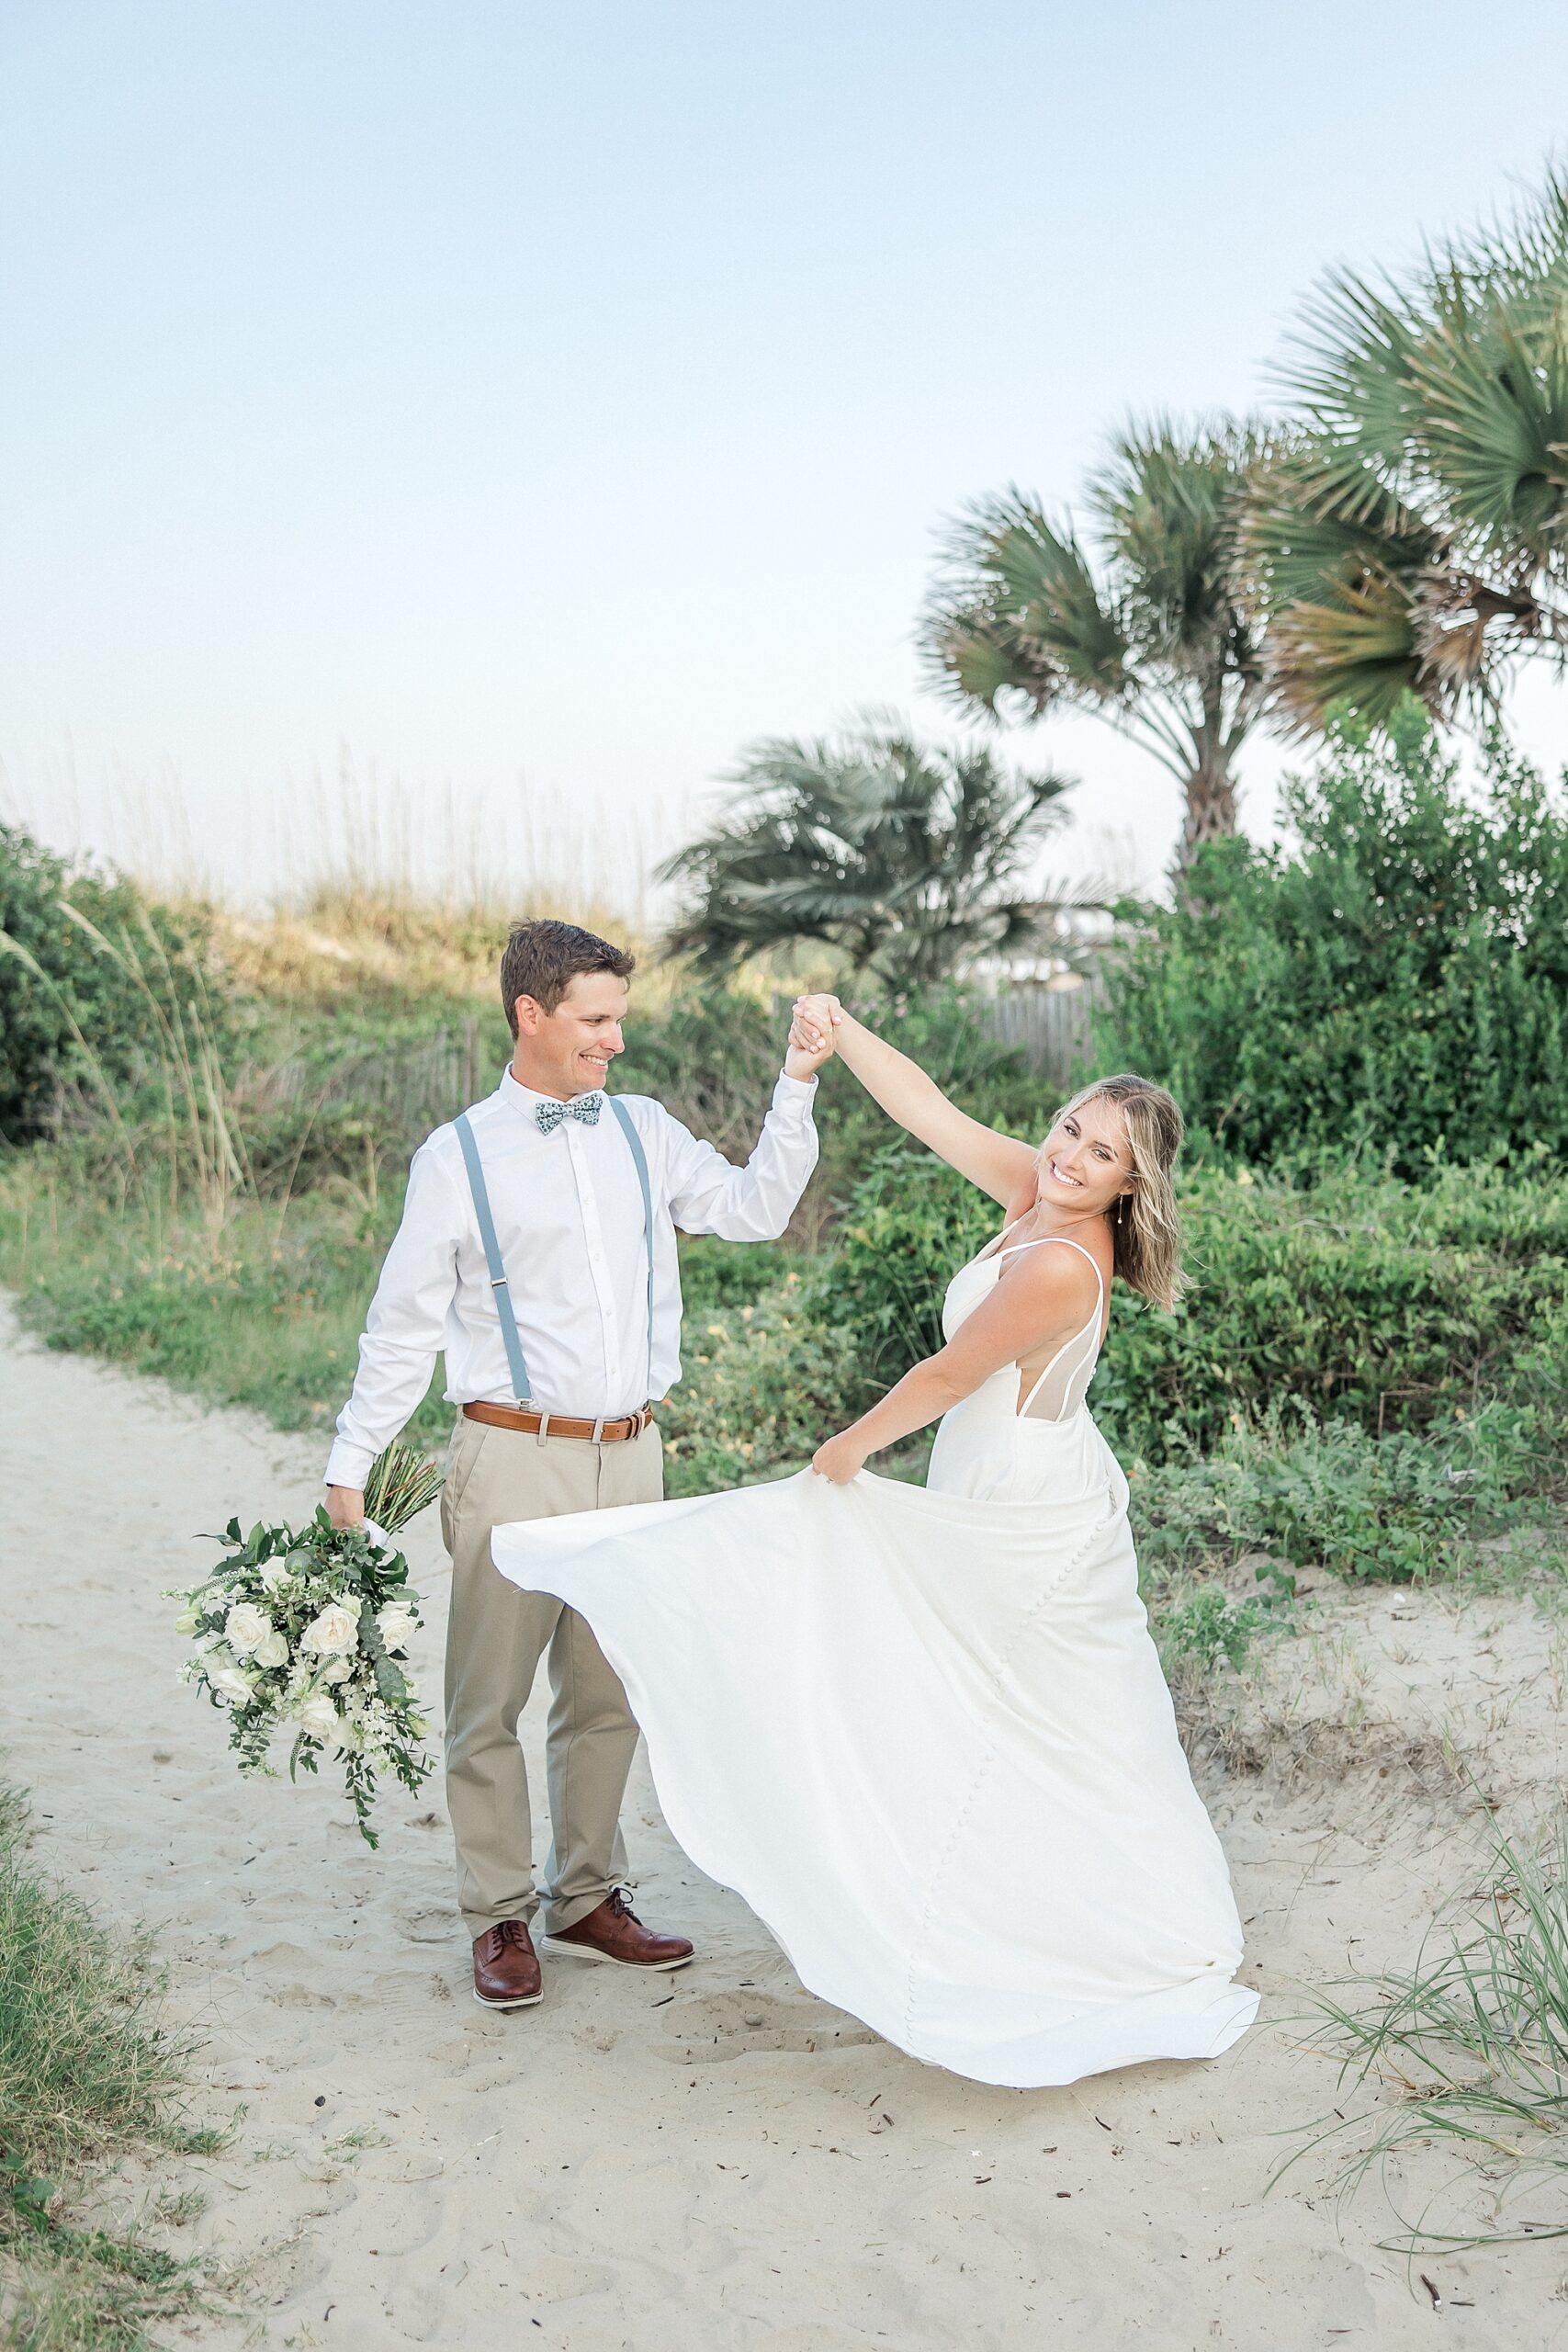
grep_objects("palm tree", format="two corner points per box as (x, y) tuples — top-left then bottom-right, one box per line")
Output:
(659, 726), (1074, 984)
(923, 421), (1270, 873)
(1246, 172), (1568, 731)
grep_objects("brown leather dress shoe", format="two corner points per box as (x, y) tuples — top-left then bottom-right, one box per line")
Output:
(472, 1918), (543, 2008)
(543, 1888), (694, 1972)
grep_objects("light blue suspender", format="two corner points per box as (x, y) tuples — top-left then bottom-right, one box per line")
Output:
(454, 1112), (534, 1406)
(453, 1098), (656, 1412)
(608, 1096), (657, 1404)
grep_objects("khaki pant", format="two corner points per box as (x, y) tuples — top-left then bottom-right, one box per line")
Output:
(439, 1412), (663, 1941)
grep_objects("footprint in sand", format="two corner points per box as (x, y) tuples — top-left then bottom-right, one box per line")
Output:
(398, 1905), (457, 1946)
(246, 1940), (339, 2007)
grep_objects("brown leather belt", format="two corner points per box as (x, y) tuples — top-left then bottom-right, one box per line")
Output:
(462, 1400), (656, 1444)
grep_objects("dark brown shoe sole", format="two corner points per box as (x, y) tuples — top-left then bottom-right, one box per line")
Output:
(541, 1936), (694, 1973)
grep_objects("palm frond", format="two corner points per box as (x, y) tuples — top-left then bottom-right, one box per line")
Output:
(923, 491), (1131, 716)
(1090, 415), (1271, 675)
(1413, 288), (1568, 561)
(1257, 168), (1568, 731)
(1244, 454), (1458, 728)
(1274, 269), (1430, 512)
(658, 727), (1074, 981)
(1266, 565), (1428, 733)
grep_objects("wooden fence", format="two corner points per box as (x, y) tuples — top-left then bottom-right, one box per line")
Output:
(973, 979), (1104, 1083)
(246, 980), (1104, 1146)
(243, 1016), (491, 1138)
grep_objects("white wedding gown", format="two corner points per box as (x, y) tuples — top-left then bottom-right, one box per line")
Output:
(491, 1227), (1258, 2086)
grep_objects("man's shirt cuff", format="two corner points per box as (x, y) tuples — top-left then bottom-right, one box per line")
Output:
(325, 1438), (377, 1491)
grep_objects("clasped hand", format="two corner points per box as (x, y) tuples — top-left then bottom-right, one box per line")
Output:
(786, 992), (843, 1075)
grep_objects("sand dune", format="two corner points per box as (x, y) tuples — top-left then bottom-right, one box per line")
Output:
(3, 1296), (1564, 2350)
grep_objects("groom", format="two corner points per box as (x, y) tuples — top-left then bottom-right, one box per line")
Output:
(325, 919), (829, 2008)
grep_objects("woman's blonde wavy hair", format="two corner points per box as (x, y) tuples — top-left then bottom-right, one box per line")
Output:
(1050, 1072), (1187, 1312)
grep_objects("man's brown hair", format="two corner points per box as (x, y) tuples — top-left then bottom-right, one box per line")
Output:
(499, 919), (636, 1035)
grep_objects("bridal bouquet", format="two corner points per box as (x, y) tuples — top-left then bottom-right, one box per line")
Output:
(169, 1443), (443, 1847)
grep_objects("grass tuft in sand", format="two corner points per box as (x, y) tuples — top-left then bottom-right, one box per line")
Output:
(1283, 1811), (1568, 2247)
(0, 1781), (216, 2347)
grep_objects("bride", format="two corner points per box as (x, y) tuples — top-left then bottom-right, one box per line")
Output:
(491, 997), (1258, 2086)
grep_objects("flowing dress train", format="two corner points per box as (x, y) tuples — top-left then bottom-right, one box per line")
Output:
(490, 1229), (1259, 2086)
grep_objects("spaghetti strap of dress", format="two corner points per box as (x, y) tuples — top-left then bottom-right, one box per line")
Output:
(997, 1231), (1103, 1279)
(976, 1216), (1029, 1266)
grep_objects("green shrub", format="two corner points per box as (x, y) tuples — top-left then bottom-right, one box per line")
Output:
(1154, 1584), (1269, 1676)
(677, 1235), (811, 1310)
(1101, 1163), (1568, 1461)
(828, 1148), (1568, 1461)
(0, 1170), (844, 1487)
(1132, 1370), (1561, 1588)
(825, 1145), (998, 1382)
(1100, 706), (1568, 1174)
(0, 824), (224, 1145)
(659, 1279), (867, 1498)
(614, 985), (787, 1163)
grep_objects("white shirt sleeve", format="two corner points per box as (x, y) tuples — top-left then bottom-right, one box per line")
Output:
(660, 1070), (819, 1241)
(324, 1138), (466, 1489)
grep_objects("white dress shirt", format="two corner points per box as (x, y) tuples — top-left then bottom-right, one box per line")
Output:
(324, 1068), (819, 1489)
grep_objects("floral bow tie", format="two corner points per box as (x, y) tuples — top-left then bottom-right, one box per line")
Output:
(535, 1093), (603, 1135)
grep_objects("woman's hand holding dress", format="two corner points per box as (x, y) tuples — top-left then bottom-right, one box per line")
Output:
(810, 1430), (867, 1484)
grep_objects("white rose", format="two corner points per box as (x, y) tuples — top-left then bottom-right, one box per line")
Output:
(206, 1651), (256, 1706)
(224, 1602), (275, 1658)
(252, 1628), (289, 1670)
(257, 1557), (292, 1593)
(376, 1604), (418, 1654)
(320, 1654), (354, 1684)
(295, 1690), (343, 1742)
(301, 1600), (360, 1658)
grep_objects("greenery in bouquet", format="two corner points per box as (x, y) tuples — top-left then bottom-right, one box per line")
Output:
(168, 1442), (443, 1846)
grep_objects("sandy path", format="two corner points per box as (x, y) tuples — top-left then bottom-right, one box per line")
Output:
(3, 1297), (1564, 2351)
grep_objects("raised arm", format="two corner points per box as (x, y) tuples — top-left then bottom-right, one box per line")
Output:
(658, 1074), (820, 1242)
(812, 1241), (1100, 1481)
(793, 995), (1038, 1208)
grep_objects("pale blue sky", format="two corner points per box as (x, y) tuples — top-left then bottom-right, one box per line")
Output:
(3, 2), (1566, 906)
